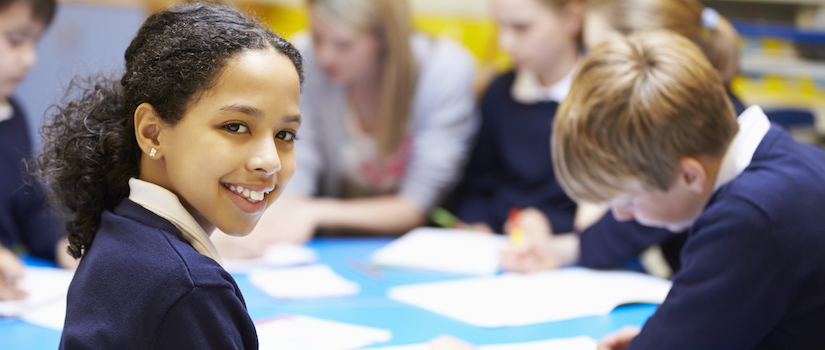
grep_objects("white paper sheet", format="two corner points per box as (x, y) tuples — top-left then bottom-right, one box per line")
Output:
(223, 243), (318, 273)
(369, 227), (508, 275)
(366, 335), (597, 350)
(0, 266), (74, 317)
(20, 298), (66, 330)
(388, 267), (672, 328)
(256, 314), (391, 350)
(249, 264), (360, 299)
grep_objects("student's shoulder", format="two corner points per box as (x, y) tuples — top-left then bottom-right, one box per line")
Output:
(88, 201), (235, 292)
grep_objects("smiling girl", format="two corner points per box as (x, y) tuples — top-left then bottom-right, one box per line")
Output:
(35, 3), (303, 348)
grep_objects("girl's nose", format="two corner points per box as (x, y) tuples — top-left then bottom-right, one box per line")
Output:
(248, 140), (282, 176)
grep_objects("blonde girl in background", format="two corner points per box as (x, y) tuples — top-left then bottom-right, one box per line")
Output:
(501, 0), (748, 275)
(215, 0), (477, 254)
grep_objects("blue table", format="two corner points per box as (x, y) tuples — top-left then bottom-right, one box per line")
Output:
(0, 237), (658, 348)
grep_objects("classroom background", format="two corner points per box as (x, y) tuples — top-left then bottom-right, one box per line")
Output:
(16, 0), (825, 150)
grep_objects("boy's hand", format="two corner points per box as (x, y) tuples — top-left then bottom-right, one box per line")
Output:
(428, 335), (475, 350)
(0, 246), (27, 300)
(597, 326), (641, 350)
(500, 207), (580, 273)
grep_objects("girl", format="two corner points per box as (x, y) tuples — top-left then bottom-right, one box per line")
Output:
(218, 0), (477, 250)
(0, 0), (74, 301)
(500, 0), (748, 275)
(450, 0), (592, 238)
(35, 3), (303, 348)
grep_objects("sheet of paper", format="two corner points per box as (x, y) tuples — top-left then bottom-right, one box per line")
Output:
(256, 314), (391, 350)
(0, 266), (74, 317)
(366, 335), (597, 350)
(223, 243), (318, 273)
(388, 267), (672, 328)
(369, 227), (508, 275)
(20, 298), (66, 330)
(249, 264), (360, 299)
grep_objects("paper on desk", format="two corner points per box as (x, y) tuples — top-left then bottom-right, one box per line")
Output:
(256, 314), (391, 350)
(249, 264), (360, 299)
(366, 335), (597, 350)
(369, 227), (508, 275)
(0, 266), (73, 317)
(388, 267), (672, 328)
(20, 298), (66, 330)
(223, 243), (318, 273)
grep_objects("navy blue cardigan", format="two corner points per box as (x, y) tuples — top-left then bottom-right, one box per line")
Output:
(629, 125), (825, 349)
(0, 98), (63, 260)
(60, 199), (257, 349)
(452, 71), (576, 233)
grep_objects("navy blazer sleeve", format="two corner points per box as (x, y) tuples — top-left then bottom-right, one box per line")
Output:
(628, 198), (795, 349)
(153, 285), (258, 349)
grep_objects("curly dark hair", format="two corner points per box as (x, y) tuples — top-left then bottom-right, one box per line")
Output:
(34, 2), (303, 259)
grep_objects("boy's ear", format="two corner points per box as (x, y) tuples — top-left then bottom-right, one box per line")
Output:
(134, 103), (163, 159)
(678, 157), (708, 194)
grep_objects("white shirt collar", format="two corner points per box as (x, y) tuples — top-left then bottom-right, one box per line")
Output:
(712, 105), (772, 193)
(128, 178), (224, 267)
(510, 66), (576, 104)
(0, 99), (13, 123)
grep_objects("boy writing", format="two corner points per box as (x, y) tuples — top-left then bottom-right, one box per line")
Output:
(553, 30), (825, 349)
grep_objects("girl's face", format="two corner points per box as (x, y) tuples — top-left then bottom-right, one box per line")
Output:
(0, 2), (45, 97)
(152, 49), (301, 235)
(309, 7), (382, 86)
(492, 0), (580, 74)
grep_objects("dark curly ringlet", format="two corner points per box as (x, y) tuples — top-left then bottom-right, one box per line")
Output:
(35, 2), (304, 259)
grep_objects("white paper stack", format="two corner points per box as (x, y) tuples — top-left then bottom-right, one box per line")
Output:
(388, 267), (672, 327)
(366, 335), (598, 350)
(249, 264), (360, 299)
(255, 314), (392, 350)
(0, 266), (75, 330)
(223, 243), (318, 273)
(369, 227), (508, 275)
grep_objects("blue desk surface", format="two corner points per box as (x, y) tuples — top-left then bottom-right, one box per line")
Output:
(0, 237), (657, 349)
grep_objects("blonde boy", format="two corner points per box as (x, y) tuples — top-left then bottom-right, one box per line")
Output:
(554, 30), (825, 349)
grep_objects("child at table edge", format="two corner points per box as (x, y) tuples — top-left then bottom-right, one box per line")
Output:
(554, 30), (825, 349)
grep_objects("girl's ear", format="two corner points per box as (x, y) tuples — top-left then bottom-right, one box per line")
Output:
(134, 103), (163, 159)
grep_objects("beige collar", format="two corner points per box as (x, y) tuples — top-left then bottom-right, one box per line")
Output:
(0, 99), (13, 123)
(510, 67), (575, 104)
(128, 178), (224, 267)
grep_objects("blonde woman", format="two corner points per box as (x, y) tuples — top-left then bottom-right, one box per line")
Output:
(215, 0), (477, 251)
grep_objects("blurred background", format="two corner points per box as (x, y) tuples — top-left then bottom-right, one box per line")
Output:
(17, 0), (825, 147)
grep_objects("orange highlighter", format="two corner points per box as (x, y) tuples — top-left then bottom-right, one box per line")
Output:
(508, 207), (525, 247)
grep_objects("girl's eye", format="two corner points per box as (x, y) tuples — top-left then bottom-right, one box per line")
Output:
(223, 123), (249, 133)
(276, 130), (297, 141)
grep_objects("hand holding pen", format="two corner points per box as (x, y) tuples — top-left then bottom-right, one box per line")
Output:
(0, 245), (27, 301)
(500, 207), (577, 273)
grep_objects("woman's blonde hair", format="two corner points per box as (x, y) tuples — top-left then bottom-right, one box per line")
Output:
(552, 30), (738, 203)
(586, 0), (740, 83)
(308, 0), (416, 157)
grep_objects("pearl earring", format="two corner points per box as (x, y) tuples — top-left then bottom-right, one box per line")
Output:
(149, 148), (157, 158)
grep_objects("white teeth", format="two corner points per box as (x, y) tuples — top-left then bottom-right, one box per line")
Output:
(226, 183), (268, 203)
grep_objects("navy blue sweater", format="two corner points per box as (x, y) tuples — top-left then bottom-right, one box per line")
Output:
(60, 199), (257, 349)
(0, 98), (63, 260)
(629, 125), (825, 349)
(452, 71), (576, 233)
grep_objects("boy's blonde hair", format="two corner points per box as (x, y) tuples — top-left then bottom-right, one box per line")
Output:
(308, 0), (416, 157)
(552, 30), (738, 203)
(586, 0), (740, 83)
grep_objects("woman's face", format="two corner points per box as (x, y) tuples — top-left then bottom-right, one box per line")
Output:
(0, 2), (45, 97)
(491, 0), (580, 74)
(149, 49), (302, 235)
(309, 7), (382, 86)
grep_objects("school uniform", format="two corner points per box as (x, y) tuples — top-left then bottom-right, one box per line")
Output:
(452, 70), (577, 233)
(60, 179), (257, 350)
(629, 106), (825, 349)
(0, 97), (63, 260)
